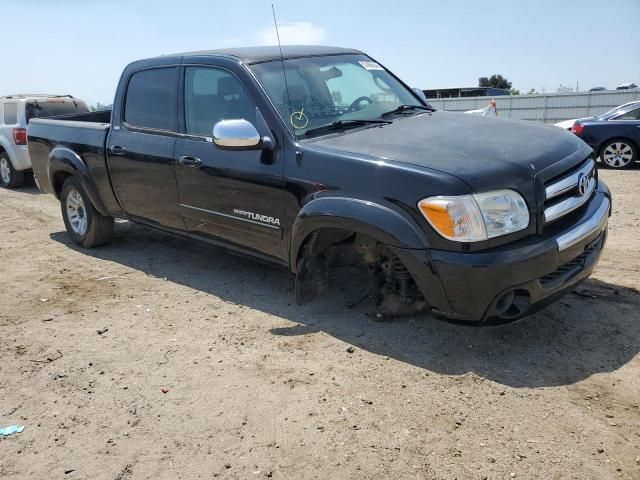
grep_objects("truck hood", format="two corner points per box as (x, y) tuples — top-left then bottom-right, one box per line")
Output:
(307, 111), (589, 193)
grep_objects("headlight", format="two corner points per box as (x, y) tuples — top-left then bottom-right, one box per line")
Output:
(418, 189), (529, 242)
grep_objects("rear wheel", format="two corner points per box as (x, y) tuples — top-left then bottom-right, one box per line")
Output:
(600, 139), (637, 169)
(60, 177), (114, 248)
(0, 152), (24, 189)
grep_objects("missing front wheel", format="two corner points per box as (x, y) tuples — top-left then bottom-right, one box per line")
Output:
(294, 230), (428, 318)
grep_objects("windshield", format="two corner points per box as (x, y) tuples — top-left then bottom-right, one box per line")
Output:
(26, 100), (90, 123)
(250, 54), (424, 137)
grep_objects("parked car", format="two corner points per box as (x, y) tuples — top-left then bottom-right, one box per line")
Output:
(589, 87), (606, 92)
(27, 46), (611, 324)
(570, 101), (640, 169)
(0, 95), (89, 188)
(555, 118), (577, 130)
(616, 82), (638, 90)
(555, 100), (640, 131)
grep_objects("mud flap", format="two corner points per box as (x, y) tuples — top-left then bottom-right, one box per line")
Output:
(295, 255), (328, 305)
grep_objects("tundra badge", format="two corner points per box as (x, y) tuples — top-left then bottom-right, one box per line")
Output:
(233, 209), (281, 227)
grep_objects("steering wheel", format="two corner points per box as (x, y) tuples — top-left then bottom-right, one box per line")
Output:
(348, 96), (373, 112)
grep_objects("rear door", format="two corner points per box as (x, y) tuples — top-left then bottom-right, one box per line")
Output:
(107, 67), (185, 231)
(174, 65), (285, 261)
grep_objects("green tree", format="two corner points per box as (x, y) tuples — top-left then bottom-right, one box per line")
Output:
(91, 102), (112, 111)
(478, 74), (512, 90)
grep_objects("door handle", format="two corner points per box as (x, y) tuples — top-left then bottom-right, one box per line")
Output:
(178, 156), (202, 167)
(109, 145), (127, 156)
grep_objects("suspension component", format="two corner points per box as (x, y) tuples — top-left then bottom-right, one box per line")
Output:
(376, 254), (427, 319)
(392, 257), (411, 298)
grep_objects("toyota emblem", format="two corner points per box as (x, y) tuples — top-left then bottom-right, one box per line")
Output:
(577, 174), (589, 196)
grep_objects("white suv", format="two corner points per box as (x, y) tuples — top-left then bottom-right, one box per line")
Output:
(0, 95), (89, 188)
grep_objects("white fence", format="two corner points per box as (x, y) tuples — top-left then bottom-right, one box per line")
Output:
(426, 90), (640, 123)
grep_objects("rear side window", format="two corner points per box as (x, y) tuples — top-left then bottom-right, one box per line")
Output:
(124, 68), (177, 131)
(3, 103), (18, 124)
(616, 108), (640, 120)
(26, 100), (90, 123)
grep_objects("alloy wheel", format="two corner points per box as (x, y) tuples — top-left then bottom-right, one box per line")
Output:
(602, 142), (634, 168)
(66, 188), (88, 235)
(0, 157), (11, 185)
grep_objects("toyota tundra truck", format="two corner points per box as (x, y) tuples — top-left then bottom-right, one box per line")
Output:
(27, 46), (611, 324)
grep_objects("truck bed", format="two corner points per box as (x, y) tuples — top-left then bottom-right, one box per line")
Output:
(27, 110), (120, 214)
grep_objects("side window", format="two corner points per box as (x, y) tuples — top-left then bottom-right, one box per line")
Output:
(3, 103), (18, 125)
(616, 108), (640, 120)
(184, 67), (257, 137)
(124, 68), (177, 131)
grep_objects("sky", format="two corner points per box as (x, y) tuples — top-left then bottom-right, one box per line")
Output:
(2, 0), (639, 106)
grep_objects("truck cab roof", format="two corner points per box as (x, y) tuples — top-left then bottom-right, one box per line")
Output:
(163, 45), (362, 64)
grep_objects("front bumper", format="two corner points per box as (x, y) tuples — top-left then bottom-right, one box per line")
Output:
(395, 180), (611, 324)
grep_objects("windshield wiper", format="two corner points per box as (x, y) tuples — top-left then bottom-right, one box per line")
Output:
(381, 104), (436, 117)
(304, 119), (391, 137)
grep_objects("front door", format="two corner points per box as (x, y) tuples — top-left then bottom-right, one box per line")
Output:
(174, 66), (285, 261)
(107, 66), (184, 231)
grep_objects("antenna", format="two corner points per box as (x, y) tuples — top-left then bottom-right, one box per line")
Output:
(272, 4), (292, 118)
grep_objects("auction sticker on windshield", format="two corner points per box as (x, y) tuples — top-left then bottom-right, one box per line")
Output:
(358, 61), (384, 71)
(290, 109), (309, 129)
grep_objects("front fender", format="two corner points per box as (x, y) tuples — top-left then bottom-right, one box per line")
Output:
(49, 147), (109, 216)
(289, 197), (429, 270)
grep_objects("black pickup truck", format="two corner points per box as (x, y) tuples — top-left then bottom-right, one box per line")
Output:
(28, 46), (611, 324)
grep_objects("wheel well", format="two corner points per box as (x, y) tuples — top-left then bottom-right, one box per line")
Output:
(294, 227), (427, 316)
(296, 228), (381, 270)
(0, 145), (13, 166)
(52, 171), (73, 198)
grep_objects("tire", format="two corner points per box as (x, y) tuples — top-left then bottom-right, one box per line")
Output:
(600, 139), (637, 169)
(0, 152), (25, 189)
(60, 177), (114, 248)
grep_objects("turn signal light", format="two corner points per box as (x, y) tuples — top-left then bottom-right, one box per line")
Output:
(418, 202), (456, 237)
(13, 128), (27, 145)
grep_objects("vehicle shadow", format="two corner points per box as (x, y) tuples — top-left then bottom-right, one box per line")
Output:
(12, 172), (43, 195)
(50, 221), (640, 389)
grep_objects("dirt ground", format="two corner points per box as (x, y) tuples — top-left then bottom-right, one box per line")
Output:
(0, 169), (639, 480)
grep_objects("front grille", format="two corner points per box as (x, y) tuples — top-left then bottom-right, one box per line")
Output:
(543, 158), (596, 224)
(539, 243), (597, 287)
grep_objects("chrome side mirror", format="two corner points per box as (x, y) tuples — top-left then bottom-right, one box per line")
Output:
(213, 119), (261, 150)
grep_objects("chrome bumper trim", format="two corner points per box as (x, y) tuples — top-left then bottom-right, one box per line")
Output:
(556, 197), (610, 251)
